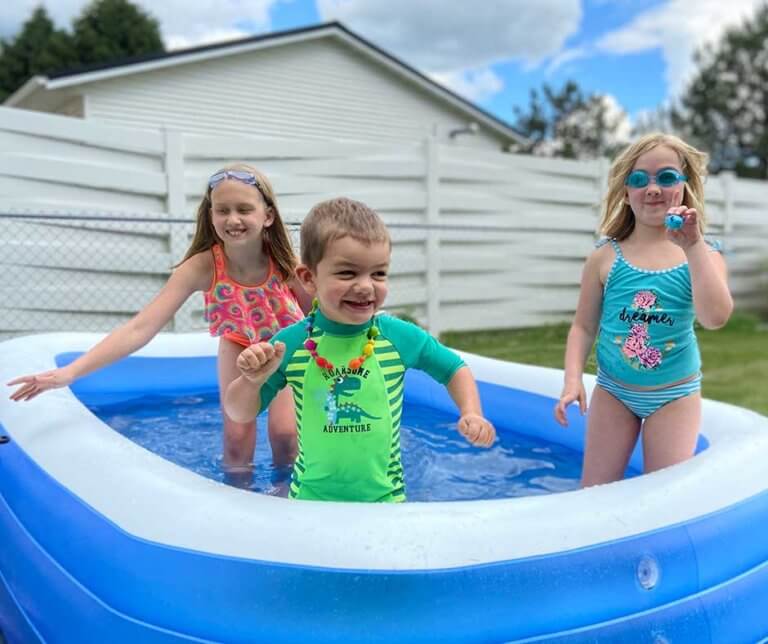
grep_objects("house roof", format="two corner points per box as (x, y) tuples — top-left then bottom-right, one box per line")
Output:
(5, 21), (524, 144)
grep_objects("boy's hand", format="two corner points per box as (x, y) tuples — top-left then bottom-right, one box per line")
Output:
(554, 381), (587, 427)
(236, 341), (285, 385)
(458, 414), (496, 447)
(7, 368), (74, 402)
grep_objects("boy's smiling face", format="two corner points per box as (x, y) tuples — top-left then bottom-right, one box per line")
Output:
(298, 235), (390, 324)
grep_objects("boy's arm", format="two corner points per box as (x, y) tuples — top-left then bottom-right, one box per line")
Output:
(225, 377), (265, 424)
(377, 316), (495, 446)
(224, 341), (285, 423)
(446, 366), (496, 447)
(446, 365), (483, 416)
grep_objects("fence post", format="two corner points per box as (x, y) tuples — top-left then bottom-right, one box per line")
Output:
(720, 170), (735, 240)
(424, 131), (441, 336)
(163, 128), (194, 332)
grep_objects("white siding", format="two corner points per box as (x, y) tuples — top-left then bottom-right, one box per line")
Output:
(53, 95), (84, 118)
(79, 38), (504, 149)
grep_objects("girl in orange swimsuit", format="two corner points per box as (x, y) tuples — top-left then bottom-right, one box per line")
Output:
(8, 163), (312, 487)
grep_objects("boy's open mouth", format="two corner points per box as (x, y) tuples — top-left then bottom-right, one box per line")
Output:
(344, 300), (373, 310)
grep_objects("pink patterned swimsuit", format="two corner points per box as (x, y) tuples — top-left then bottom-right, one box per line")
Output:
(204, 244), (303, 347)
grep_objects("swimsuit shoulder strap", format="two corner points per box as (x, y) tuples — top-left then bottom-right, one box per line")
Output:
(210, 244), (228, 281)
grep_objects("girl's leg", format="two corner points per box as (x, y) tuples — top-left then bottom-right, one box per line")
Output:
(266, 386), (298, 467)
(218, 339), (256, 485)
(641, 392), (701, 473)
(581, 386), (642, 487)
(218, 338), (297, 470)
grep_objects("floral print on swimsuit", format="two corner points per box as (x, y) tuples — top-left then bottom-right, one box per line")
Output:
(614, 290), (675, 371)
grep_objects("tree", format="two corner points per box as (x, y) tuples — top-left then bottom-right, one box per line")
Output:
(510, 81), (629, 160)
(72, 0), (164, 66)
(0, 1), (164, 103)
(0, 7), (76, 101)
(675, 4), (768, 179)
(631, 105), (675, 138)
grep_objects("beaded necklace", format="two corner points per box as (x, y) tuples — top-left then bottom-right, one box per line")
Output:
(303, 300), (379, 423)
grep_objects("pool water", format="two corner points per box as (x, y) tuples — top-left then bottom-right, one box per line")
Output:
(91, 393), (582, 501)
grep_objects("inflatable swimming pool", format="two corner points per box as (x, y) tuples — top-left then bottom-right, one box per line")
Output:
(1, 332), (768, 643)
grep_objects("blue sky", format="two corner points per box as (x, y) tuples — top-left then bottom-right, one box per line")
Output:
(4, 0), (764, 128)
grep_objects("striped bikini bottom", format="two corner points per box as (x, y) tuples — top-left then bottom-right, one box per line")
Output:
(596, 370), (701, 419)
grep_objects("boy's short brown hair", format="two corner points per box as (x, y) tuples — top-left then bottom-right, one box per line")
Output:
(300, 197), (391, 269)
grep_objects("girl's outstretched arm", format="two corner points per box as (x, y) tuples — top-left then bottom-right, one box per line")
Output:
(555, 248), (605, 427)
(7, 252), (212, 401)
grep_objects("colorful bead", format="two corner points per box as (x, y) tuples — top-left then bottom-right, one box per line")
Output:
(665, 213), (684, 230)
(303, 302), (377, 379)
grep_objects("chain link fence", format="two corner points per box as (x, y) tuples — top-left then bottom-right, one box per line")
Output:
(1, 209), (497, 341)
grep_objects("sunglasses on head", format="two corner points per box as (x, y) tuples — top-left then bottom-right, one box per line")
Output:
(208, 170), (272, 204)
(625, 168), (687, 189)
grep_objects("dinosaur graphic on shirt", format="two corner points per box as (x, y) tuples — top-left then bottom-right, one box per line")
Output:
(334, 402), (381, 423)
(323, 375), (379, 424)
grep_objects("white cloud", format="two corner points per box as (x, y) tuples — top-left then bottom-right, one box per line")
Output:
(165, 28), (253, 51)
(431, 68), (504, 103)
(0, 0), (83, 37)
(600, 93), (631, 143)
(595, 0), (765, 97)
(316, 0), (582, 72)
(141, 0), (276, 49)
(545, 46), (590, 76)
(315, 0), (580, 105)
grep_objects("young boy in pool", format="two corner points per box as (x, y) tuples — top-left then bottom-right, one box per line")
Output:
(225, 197), (495, 502)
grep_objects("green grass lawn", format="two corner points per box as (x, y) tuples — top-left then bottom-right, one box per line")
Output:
(441, 312), (768, 416)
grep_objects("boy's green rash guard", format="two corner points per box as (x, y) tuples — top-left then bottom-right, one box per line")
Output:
(258, 310), (465, 502)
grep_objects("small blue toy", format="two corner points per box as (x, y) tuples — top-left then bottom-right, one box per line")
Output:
(665, 213), (684, 230)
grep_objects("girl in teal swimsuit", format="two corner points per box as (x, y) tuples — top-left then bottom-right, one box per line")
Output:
(554, 133), (733, 487)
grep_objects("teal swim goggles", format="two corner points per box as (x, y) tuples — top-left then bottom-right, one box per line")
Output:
(625, 168), (687, 189)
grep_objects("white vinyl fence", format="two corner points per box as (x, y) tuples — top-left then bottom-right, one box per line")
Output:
(1, 106), (766, 341)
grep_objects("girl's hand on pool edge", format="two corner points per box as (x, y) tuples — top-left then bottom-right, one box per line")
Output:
(458, 414), (496, 447)
(7, 369), (74, 402)
(554, 382), (587, 427)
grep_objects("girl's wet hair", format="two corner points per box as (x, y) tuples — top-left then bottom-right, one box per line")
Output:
(600, 133), (709, 241)
(176, 162), (297, 280)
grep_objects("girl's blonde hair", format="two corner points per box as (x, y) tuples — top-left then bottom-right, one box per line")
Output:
(600, 133), (709, 240)
(176, 162), (297, 280)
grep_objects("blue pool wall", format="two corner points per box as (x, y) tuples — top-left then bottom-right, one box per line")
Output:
(0, 353), (764, 643)
(3, 415), (768, 643)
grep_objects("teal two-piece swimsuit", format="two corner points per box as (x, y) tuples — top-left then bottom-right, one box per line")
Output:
(594, 238), (721, 419)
